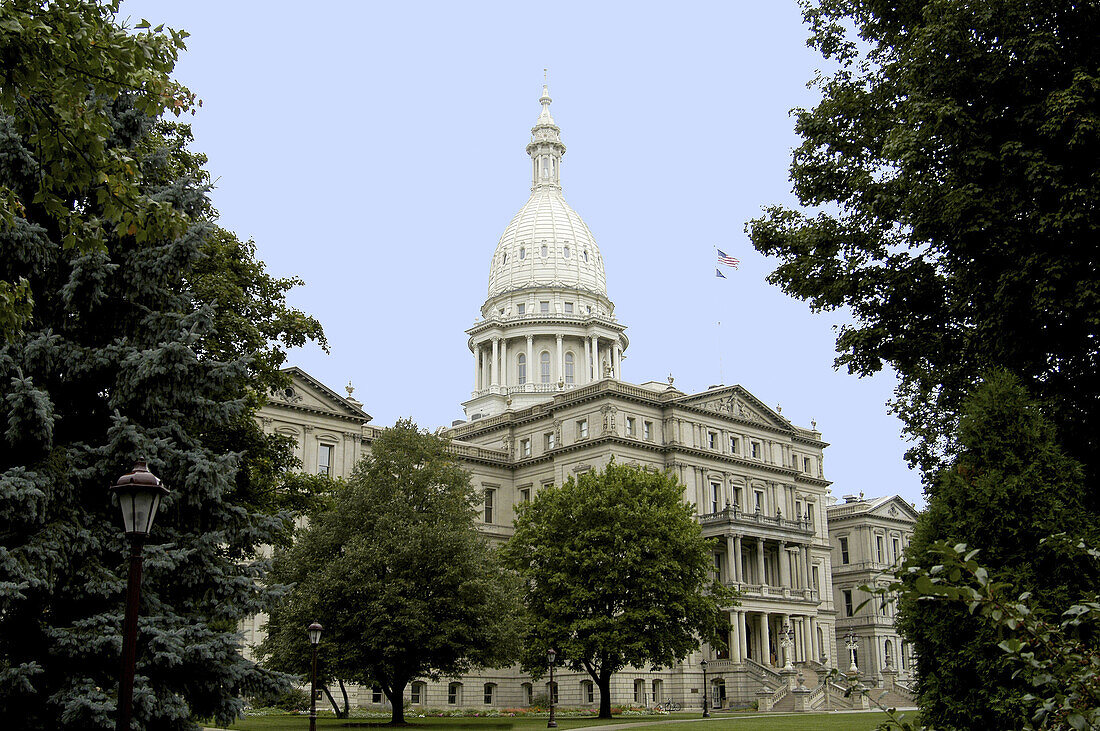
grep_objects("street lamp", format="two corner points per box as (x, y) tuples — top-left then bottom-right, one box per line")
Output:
(308, 622), (323, 731)
(845, 631), (859, 674)
(547, 648), (557, 728)
(111, 460), (169, 731)
(700, 659), (710, 717)
(781, 622), (795, 671)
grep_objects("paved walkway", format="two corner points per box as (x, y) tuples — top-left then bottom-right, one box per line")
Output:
(202, 707), (917, 730)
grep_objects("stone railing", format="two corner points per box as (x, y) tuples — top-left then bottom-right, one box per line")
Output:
(744, 658), (783, 683)
(728, 582), (819, 603)
(699, 507), (815, 535)
(446, 442), (509, 462)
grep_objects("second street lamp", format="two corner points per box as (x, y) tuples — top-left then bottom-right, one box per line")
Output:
(308, 622), (323, 731)
(547, 648), (557, 728)
(111, 460), (169, 731)
(700, 658), (710, 717)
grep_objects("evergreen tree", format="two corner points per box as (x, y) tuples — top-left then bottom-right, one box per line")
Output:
(0, 3), (325, 728)
(258, 420), (523, 726)
(747, 0), (1100, 486)
(897, 371), (1098, 729)
(502, 461), (734, 719)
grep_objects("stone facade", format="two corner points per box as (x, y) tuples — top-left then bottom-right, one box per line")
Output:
(827, 494), (920, 683)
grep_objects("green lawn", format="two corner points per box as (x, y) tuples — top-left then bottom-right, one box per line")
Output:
(218, 711), (900, 730)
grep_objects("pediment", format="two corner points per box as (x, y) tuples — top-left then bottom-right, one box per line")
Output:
(869, 495), (921, 522)
(677, 386), (791, 430)
(268, 367), (371, 422)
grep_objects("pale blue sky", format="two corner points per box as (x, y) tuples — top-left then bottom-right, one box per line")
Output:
(121, 1), (924, 506)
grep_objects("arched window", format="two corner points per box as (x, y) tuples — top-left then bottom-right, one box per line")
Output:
(410, 682), (426, 705)
(546, 681), (558, 704)
(633, 679), (646, 705)
(564, 352), (575, 384)
(447, 682), (462, 705)
(522, 682), (533, 706)
(517, 353), (527, 385)
(581, 679), (594, 704)
(540, 243), (548, 258)
(884, 639), (894, 669)
(483, 683), (496, 705)
(651, 679), (663, 705)
(519, 246), (526, 260)
(563, 245), (571, 258)
(540, 351), (551, 383)
(901, 641), (909, 670)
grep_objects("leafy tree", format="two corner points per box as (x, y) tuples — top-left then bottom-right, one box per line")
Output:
(747, 0), (1100, 486)
(258, 420), (523, 726)
(0, 0), (197, 338)
(0, 3), (326, 728)
(896, 371), (1097, 729)
(502, 461), (734, 719)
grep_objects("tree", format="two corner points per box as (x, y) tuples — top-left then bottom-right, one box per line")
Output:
(0, 3), (326, 728)
(747, 0), (1100, 487)
(258, 420), (523, 726)
(895, 371), (1098, 729)
(502, 461), (734, 719)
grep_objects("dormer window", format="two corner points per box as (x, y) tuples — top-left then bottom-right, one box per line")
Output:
(540, 301), (549, 313)
(540, 244), (548, 258)
(519, 246), (526, 260)
(583, 250), (589, 262)
(502, 253), (508, 265)
(517, 303), (526, 315)
(564, 302), (573, 313)
(563, 245), (571, 258)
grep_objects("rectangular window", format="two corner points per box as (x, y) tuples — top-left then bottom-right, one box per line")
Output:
(812, 565), (820, 590)
(318, 443), (334, 476)
(483, 488), (495, 523)
(448, 684), (460, 705)
(876, 536), (885, 563)
(519, 488), (530, 504)
(730, 435), (739, 453)
(584, 681), (594, 704)
(754, 490), (764, 512)
(577, 419), (588, 439)
(839, 536), (850, 564)
(484, 684), (495, 705)
(713, 552), (723, 582)
(804, 456), (812, 473)
(733, 485), (743, 509)
(892, 537), (900, 563)
(545, 432), (555, 450)
(751, 441), (760, 459)
(626, 417), (636, 436)
(517, 303), (525, 315)
(411, 684), (422, 704)
(844, 589), (854, 617)
(795, 500), (803, 521)
(711, 482), (721, 513)
(564, 302), (574, 313)
(643, 421), (652, 440)
(708, 431), (717, 449)
(540, 300), (550, 313)
(521, 438), (531, 457)
(372, 686), (383, 704)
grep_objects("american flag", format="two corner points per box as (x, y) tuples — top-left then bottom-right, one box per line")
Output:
(717, 248), (740, 269)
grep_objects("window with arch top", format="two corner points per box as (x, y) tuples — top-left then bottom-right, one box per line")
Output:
(540, 243), (548, 258)
(519, 246), (526, 260)
(517, 353), (527, 385)
(564, 352), (575, 384)
(540, 351), (551, 383)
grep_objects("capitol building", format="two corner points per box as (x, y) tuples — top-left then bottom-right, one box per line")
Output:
(251, 85), (916, 712)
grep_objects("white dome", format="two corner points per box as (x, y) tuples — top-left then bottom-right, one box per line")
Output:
(486, 189), (607, 299)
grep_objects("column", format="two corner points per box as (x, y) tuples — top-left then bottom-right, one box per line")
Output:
(490, 338), (499, 387)
(761, 613), (772, 666)
(756, 538), (766, 586)
(730, 612), (741, 662)
(809, 616), (819, 664)
(526, 336), (534, 390)
(473, 344), (481, 390)
(803, 546), (812, 592)
(500, 339), (508, 387)
(556, 334), (564, 383)
(591, 335), (600, 378)
(779, 541), (790, 587)
(584, 338), (591, 384)
(738, 610), (748, 662)
(733, 535), (743, 582)
(613, 341), (622, 379)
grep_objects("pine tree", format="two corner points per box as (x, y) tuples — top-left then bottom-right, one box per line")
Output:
(0, 4), (325, 728)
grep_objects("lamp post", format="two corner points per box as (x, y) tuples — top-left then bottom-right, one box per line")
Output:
(547, 648), (557, 728)
(111, 460), (169, 731)
(700, 659), (710, 717)
(845, 631), (859, 674)
(779, 621), (796, 671)
(308, 622), (323, 731)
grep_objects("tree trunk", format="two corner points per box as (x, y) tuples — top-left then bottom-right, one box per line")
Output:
(597, 668), (613, 719)
(386, 679), (407, 725)
(321, 684), (346, 718)
(338, 679), (350, 718)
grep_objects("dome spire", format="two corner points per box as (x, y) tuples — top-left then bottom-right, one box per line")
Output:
(527, 74), (565, 191)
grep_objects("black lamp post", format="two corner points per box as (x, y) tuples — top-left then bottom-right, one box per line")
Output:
(111, 460), (169, 731)
(700, 659), (710, 717)
(308, 622), (323, 731)
(547, 648), (557, 728)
